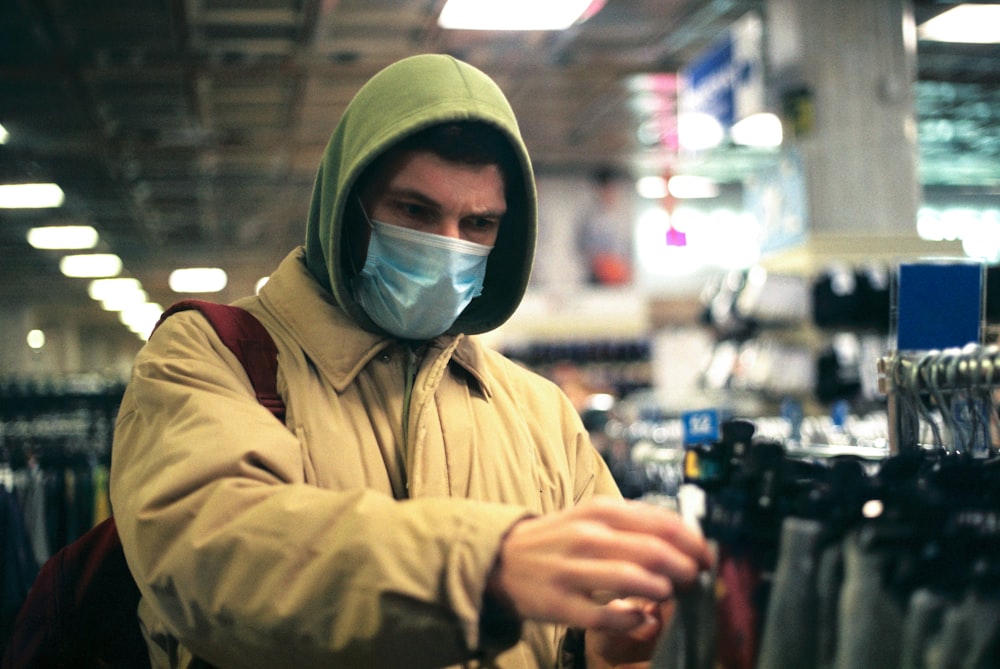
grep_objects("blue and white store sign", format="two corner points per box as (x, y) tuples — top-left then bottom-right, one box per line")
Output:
(679, 12), (764, 130)
(681, 408), (723, 446)
(744, 148), (809, 254)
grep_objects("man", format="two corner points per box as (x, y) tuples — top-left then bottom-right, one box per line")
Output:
(110, 54), (711, 669)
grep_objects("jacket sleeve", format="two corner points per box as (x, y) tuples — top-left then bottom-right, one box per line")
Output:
(110, 311), (531, 669)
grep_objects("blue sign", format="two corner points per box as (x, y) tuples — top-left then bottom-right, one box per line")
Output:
(679, 12), (764, 129)
(682, 409), (722, 446)
(896, 262), (984, 351)
(745, 148), (809, 254)
(683, 37), (737, 127)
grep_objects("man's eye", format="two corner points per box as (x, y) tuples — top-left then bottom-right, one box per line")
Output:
(401, 203), (428, 218)
(471, 218), (499, 230)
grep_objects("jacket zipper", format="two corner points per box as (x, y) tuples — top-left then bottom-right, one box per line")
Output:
(401, 346), (421, 451)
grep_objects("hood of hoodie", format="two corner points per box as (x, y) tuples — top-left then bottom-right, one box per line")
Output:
(303, 54), (537, 337)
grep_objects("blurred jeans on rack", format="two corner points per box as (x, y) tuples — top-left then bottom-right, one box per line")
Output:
(757, 517), (823, 669)
(650, 551), (717, 669)
(932, 591), (1000, 669)
(12, 463), (50, 567)
(1, 486), (38, 646)
(898, 588), (948, 669)
(814, 540), (844, 669)
(833, 529), (907, 669)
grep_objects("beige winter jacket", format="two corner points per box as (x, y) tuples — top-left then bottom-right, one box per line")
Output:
(110, 55), (622, 668)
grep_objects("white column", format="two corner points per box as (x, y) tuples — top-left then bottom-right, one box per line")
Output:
(767, 0), (920, 237)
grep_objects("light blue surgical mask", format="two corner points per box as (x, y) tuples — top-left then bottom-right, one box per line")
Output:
(351, 217), (493, 340)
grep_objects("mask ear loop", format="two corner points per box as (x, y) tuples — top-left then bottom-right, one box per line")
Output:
(356, 195), (376, 230)
(345, 194), (375, 278)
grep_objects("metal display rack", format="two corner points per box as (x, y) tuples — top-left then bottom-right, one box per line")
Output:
(878, 344), (1000, 456)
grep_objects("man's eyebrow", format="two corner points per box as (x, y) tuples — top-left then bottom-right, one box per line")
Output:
(474, 208), (507, 220)
(387, 187), (506, 218)
(385, 187), (441, 209)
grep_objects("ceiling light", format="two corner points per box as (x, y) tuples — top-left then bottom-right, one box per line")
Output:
(0, 123), (8, 144)
(677, 113), (724, 151)
(26, 329), (46, 350)
(169, 267), (228, 293)
(918, 4), (1000, 43)
(27, 225), (100, 250)
(438, 0), (604, 30)
(99, 288), (149, 311)
(636, 176), (669, 199)
(731, 113), (783, 148)
(668, 175), (720, 199)
(88, 277), (144, 301)
(0, 183), (65, 208)
(59, 253), (123, 278)
(120, 303), (164, 338)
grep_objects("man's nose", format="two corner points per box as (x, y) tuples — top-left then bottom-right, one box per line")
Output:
(434, 218), (462, 239)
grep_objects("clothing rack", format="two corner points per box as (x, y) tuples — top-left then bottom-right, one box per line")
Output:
(0, 382), (121, 581)
(878, 344), (1000, 456)
(653, 416), (1000, 669)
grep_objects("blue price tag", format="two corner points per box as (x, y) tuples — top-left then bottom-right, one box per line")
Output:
(682, 409), (721, 446)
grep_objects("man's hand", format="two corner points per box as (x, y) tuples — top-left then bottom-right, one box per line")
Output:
(584, 598), (676, 668)
(486, 498), (712, 665)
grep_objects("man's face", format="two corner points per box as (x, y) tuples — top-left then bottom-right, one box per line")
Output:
(353, 150), (507, 265)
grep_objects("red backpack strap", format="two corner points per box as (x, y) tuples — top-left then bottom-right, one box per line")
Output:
(155, 299), (285, 422)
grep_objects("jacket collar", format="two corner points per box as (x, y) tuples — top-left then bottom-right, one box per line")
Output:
(260, 248), (493, 398)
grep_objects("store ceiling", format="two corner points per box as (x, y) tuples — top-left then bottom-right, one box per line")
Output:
(0, 0), (997, 336)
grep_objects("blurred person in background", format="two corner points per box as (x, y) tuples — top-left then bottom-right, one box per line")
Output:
(576, 167), (634, 287)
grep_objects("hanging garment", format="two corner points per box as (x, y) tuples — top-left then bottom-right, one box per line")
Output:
(756, 517), (824, 669)
(898, 588), (949, 669)
(713, 547), (765, 669)
(12, 460), (50, 568)
(1, 486), (38, 655)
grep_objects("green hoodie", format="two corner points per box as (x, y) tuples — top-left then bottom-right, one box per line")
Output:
(303, 54), (538, 337)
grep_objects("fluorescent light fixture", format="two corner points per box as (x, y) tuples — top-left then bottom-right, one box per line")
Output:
(0, 183), (65, 208)
(636, 176), (669, 199)
(255, 277), (270, 294)
(59, 253), (123, 278)
(677, 113), (724, 151)
(99, 288), (149, 311)
(27, 225), (100, 250)
(731, 113), (783, 148)
(0, 123), (8, 144)
(438, 0), (604, 30)
(918, 4), (1000, 43)
(120, 302), (163, 337)
(88, 277), (143, 301)
(668, 175), (720, 199)
(169, 267), (228, 293)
